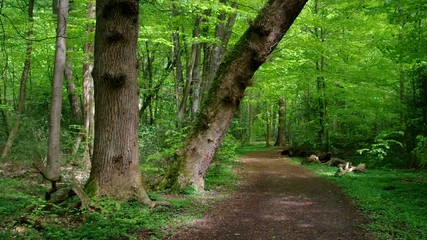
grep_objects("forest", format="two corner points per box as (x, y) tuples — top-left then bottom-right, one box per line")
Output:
(1, 0), (426, 239)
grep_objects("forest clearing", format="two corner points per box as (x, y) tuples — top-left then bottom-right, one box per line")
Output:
(1, 0), (426, 239)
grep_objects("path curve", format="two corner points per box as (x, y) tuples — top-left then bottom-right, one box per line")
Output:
(169, 149), (371, 240)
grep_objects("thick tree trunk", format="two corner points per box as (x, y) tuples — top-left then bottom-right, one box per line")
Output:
(85, 0), (149, 201)
(176, 0), (308, 191)
(1, 0), (34, 160)
(46, 0), (68, 181)
(275, 96), (286, 146)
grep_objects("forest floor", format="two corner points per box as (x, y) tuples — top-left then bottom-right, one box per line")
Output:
(168, 149), (372, 240)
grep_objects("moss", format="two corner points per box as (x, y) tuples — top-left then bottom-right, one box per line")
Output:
(84, 179), (98, 198)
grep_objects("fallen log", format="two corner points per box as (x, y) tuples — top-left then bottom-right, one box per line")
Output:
(301, 155), (321, 164)
(335, 162), (366, 177)
(324, 158), (346, 167)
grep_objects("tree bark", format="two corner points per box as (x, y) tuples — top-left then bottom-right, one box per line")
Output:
(176, 0), (308, 191)
(85, 0), (149, 202)
(1, 0), (34, 160)
(46, 0), (68, 181)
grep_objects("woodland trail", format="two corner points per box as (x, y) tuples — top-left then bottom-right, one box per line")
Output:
(168, 149), (372, 240)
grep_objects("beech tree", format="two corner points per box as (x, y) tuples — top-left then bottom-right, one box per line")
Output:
(85, 0), (149, 202)
(175, 0), (308, 191)
(46, 0), (69, 181)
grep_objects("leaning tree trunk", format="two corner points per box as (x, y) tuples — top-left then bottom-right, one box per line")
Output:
(85, 0), (149, 202)
(46, 0), (68, 181)
(175, 0), (308, 191)
(1, 0), (34, 160)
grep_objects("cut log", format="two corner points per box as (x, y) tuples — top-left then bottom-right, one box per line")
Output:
(324, 158), (346, 167)
(335, 162), (366, 176)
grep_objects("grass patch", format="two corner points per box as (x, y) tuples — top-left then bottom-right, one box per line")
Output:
(287, 157), (427, 239)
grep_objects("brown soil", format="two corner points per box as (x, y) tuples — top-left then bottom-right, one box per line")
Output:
(168, 149), (372, 240)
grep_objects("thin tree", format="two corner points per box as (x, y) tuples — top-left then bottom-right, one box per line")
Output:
(1, 0), (34, 160)
(174, 0), (308, 191)
(45, 0), (69, 181)
(275, 96), (286, 146)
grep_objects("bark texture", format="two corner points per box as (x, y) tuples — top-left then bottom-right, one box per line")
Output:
(86, 0), (149, 201)
(177, 0), (308, 191)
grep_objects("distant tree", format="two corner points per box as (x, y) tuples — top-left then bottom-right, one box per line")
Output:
(275, 96), (286, 147)
(1, 0), (34, 160)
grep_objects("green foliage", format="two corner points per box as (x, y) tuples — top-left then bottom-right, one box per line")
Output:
(290, 158), (427, 239)
(357, 131), (404, 165)
(0, 173), (218, 240)
(413, 135), (427, 167)
(205, 134), (240, 190)
(139, 126), (188, 190)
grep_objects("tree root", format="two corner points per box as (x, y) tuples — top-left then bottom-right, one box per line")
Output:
(33, 163), (89, 209)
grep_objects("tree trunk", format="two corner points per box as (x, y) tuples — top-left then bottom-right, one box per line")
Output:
(266, 105), (272, 147)
(82, 0), (96, 167)
(178, 17), (201, 125)
(46, 0), (68, 181)
(65, 59), (82, 122)
(176, 0), (308, 191)
(314, 0), (328, 151)
(191, 17), (202, 119)
(85, 0), (149, 202)
(201, 1), (238, 102)
(1, 0), (34, 160)
(275, 96), (286, 146)
(172, 32), (184, 125)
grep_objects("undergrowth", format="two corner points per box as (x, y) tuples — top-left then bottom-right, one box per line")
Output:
(0, 134), (240, 239)
(288, 157), (427, 240)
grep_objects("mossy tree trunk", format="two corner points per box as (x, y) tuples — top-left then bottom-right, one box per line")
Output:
(176, 0), (308, 192)
(85, 0), (149, 202)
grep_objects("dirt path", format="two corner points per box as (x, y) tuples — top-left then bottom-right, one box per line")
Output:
(168, 149), (372, 240)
